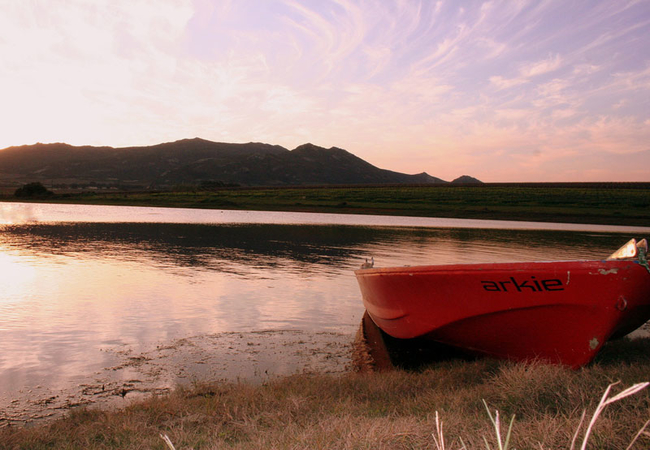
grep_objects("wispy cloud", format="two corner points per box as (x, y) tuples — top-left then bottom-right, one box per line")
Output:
(0, 0), (648, 181)
(490, 75), (528, 90)
(520, 54), (563, 77)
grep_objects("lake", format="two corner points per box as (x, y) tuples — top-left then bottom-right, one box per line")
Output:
(1, 202), (649, 424)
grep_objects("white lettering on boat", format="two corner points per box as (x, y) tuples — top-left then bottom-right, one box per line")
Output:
(480, 276), (564, 292)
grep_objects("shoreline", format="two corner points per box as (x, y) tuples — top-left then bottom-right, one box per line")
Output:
(2, 335), (649, 448)
(3, 201), (650, 235)
(0, 330), (355, 428)
(2, 199), (648, 228)
(2, 183), (649, 227)
(3, 322), (648, 429)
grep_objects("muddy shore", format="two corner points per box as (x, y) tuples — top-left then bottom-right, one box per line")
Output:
(0, 330), (354, 427)
(2, 320), (649, 429)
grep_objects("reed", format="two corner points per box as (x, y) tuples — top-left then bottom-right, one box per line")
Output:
(429, 381), (649, 450)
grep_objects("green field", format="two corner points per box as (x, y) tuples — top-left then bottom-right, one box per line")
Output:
(6, 184), (649, 226)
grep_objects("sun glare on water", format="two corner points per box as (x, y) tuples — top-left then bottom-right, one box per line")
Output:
(0, 204), (37, 225)
(0, 251), (38, 305)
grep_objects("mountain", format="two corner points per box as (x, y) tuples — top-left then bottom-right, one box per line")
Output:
(0, 138), (454, 188)
(451, 175), (483, 184)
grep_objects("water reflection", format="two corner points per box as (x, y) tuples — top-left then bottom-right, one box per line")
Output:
(0, 222), (629, 275)
(1, 223), (381, 278)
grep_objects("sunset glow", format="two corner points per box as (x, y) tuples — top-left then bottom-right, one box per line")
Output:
(1, 0), (649, 181)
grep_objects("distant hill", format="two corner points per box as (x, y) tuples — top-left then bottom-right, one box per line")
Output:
(451, 175), (483, 184)
(0, 138), (473, 188)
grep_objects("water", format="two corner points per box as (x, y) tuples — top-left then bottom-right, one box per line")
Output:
(0, 202), (648, 423)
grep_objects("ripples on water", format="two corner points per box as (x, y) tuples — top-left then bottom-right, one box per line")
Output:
(0, 203), (644, 411)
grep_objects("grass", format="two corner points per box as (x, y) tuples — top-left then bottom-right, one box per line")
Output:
(2, 184), (650, 226)
(2, 337), (649, 449)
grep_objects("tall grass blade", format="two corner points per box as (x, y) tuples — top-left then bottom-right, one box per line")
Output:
(482, 399), (515, 450)
(432, 411), (446, 450)
(625, 418), (650, 450)
(160, 433), (177, 450)
(483, 436), (491, 450)
(503, 413), (515, 450)
(580, 382), (649, 450)
(604, 382), (649, 406)
(579, 382), (615, 450)
(569, 409), (587, 450)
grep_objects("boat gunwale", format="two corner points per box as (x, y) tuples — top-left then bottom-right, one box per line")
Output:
(354, 259), (642, 276)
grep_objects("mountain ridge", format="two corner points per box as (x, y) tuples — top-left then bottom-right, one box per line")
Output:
(0, 138), (474, 188)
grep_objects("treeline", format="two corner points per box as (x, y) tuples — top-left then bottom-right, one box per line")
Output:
(14, 182), (53, 198)
(39, 180), (241, 191)
(51, 182), (145, 190)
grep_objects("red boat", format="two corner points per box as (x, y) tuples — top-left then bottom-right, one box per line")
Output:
(355, 239), (650, 368)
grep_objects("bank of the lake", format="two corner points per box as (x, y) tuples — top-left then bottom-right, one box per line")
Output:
(1, 336), (649, 449)
(3, 183), (650, 226)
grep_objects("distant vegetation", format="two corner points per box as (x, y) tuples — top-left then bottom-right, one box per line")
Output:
(5, 183), (649, 227)
(13, 181), (53, 198)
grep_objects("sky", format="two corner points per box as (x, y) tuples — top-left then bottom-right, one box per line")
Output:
(1, 0), (649, 182)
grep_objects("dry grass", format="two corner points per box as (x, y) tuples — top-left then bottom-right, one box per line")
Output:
(1, 338), (649, 449)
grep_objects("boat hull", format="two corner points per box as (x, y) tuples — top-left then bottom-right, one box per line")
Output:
(355, 260), (650, 368)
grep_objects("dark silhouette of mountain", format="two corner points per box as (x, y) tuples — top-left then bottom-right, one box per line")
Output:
(451, 175), (483, 184)
(0, 138), (458, 187)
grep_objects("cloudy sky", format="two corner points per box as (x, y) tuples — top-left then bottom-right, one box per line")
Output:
(1, 0), (649, 181)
